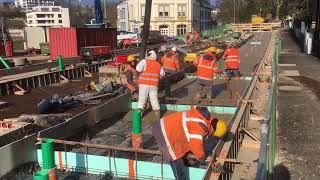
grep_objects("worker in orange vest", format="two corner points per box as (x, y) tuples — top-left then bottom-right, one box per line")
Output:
(193, 30), (200, 42)
(161, 46), (180, 75)
(193, 52), (218, 99)
(222, 44), (241, 98)
(136, 50), (165, 117)
(152, 106), (227, 180)
(222, 44), (241, 80)
(125, 55), (138, 92)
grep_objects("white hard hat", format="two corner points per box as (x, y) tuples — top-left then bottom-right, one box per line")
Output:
(171, 46), (177, 52)
(160, 45), (167, 52)
(147, 50), (157, 60)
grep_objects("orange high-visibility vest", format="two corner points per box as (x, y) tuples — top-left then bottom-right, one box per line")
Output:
(194, 53), (218, 81)
(159, 108), (211, 160)
(223, 48), (240, 69)
(161, 52), (180, 73)
(125, 65), (138, 91)
(138, 59), (161, 86)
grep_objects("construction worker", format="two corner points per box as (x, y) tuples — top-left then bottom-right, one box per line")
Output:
(193, 30), (200, 42)
(222, 44), (241, 80)
(136, 50), (165, 116)
(125, 55), (138, 92)
(222, 44), (241, 98)
(193, 52), (218, 99)
(152, 106), (227, 180)
(161, 46), (180, 75)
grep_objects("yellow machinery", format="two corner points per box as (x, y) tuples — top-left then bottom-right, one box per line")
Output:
(251, 15), (265, 24)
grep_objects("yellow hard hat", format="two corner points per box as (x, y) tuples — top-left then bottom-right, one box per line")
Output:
(207, 47), (217, 53)
(127, 55), (137, 62)
(213, 119), (228, 138)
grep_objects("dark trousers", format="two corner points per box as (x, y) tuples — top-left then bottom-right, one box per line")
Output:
(169, 136), (220, 180)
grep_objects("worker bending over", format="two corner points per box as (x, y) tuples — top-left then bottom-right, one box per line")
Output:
(161, 46), (180, 75)
(193, 52), (219, 99)
(222, 44), (241, 98)
(136, 50), (165, 117)
(125, 55), (138, 92)
(152, 106), (227, 180)
(222, 44), (240, 80)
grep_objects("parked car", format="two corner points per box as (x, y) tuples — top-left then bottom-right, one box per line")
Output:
(147, 31), (168, 45)
(117, 31), (141, 48)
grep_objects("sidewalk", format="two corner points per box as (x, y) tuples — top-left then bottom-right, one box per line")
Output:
(276, 30), (320, 180)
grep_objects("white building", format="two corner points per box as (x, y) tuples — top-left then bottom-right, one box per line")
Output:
(117, 1), (130, 31)
(26, 6), (70, 27)
(15, 0), (55, 11)
(126, 0), (212, 36)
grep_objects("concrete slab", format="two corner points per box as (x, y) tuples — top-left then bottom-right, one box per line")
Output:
(279, 64), (297, 67)
(278, 86), (303, 91)
(279, 70), (300, 76)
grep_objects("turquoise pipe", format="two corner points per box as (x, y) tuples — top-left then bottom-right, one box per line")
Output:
(0, 56), (11, 69)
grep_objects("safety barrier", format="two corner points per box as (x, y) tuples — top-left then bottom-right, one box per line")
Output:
(256, 37), (281, 180)
(201, 24), (233, 38)
(232, 23), (281, 32)
(202, 32), (278, 180)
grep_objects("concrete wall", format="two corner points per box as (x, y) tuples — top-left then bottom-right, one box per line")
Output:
(25, 27), (49, 49)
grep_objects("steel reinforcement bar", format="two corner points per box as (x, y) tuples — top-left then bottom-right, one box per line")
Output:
(0, 60), (108, 96)
(203, 32), (276, 180)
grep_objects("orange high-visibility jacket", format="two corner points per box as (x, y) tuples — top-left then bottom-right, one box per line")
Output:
(161, 52), (180, 73)
(159, 108), (211, 160)
(223, 48), (240, 69)
(194, 53), (218, 81)
(125, 65), (138, 91)
(138, 59), (161, 86)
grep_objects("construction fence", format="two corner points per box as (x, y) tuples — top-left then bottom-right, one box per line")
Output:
(256, 37), (281, 180)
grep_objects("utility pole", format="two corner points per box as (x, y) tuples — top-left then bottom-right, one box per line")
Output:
(233, 0), (236, 23)
(1, 17), (7, 57)
(139, 0), (152, 59)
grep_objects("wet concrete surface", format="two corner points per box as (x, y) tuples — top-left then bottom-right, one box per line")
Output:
(276, 31), (320, 179)
(0, 76), (103, 120)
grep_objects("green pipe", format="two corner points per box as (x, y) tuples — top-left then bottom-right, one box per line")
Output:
(132, 109), (142, 134)
(41, 139), (55, 169)
(33, 170), (49, 180)
(58, 55), (64, 71)
(0, 56), (11, 69)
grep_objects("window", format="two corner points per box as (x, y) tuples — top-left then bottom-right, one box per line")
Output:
(41, 8), (49, 12)
(177, 5), (186, 17)
(37, 14), (45, 18)
(141, 5), (145, 18)
(52, 8), (60, 12)
(120, 22), (126, 31)
(37, 20), (46, 24)
(159, 5), (169, 17)
(177, 25), (187, 36)
(28, 20), (32, 23)
(59, 20), (62, 23)
(58, 14), (62, 18)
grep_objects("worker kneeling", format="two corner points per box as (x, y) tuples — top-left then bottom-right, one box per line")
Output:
(125, 55), (138, 92)
(152, 106), (227, 180)
(136, 50), (165, 116)
(193, 52), (219, 99)
(161, 46), (180, 75)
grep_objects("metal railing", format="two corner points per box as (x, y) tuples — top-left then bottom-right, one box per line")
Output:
(203, 32), (277, 180)
(256, 37), (281, 180)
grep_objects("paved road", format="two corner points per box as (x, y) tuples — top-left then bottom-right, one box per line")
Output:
(276, 30), (320, 180)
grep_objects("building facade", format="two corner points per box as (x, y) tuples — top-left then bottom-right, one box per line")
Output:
(15, 0), (55, 11)
(117, 1), (130, 31)
(26, 6), (70, 27)
(126, 0), (212, 36)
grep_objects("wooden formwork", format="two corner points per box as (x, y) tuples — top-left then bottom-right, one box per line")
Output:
(232, 23), (281, 32)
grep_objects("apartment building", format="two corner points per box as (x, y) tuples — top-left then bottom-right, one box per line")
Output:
(26, 6), (70, 28)
(126, 0), (212, 36)
(117, 1), (130, 31)
(15, 0), (55, 11)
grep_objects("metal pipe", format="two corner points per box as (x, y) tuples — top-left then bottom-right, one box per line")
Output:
(132, 109), (142, 148)
(37, 138), (162, 155)
(57, 55), (64, 71)
(0, 56), (11, 69)
(41, 139), (55, 169)
(139, 0), (152, 59)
